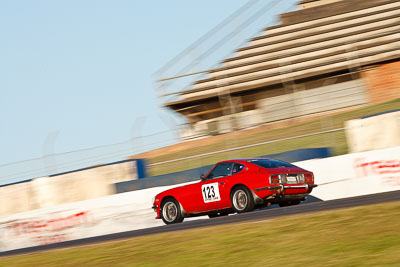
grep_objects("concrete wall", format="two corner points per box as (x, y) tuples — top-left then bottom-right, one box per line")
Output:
(181, 109), (264, 139)
(0, 182), (37, 216)
(258, 79), (368, 123)
(0, 160), (145, 216)
(345, 110), (400, 153)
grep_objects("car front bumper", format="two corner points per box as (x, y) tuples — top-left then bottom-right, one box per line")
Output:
(152, 205), (161, 219)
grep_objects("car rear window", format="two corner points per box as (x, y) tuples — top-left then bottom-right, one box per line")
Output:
(248, 159), (296, 169)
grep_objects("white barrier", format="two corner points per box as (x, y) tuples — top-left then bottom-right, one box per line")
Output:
(0, 182), (201, 252)
(345, 111), (400, 153)
(1, 146), (399, 252)
(0, 159), (145, 217)
(296, 146), (400, 200)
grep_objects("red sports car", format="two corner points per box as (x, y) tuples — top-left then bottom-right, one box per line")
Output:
(152, 158), (317, 224)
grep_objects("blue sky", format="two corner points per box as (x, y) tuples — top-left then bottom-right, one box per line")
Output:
(0, 0), (297, 169)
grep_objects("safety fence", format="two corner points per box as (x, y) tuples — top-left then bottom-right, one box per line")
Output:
(147, 123), (348, 177)
(0, 129), (178, 186)
(0, 113), (344, 187)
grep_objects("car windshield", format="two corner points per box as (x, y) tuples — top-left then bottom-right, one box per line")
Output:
(248, 159), (296, 169)
(207, 162), (233, 179)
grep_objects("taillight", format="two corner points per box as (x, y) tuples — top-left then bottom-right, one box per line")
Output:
(297, 173), (305, 183)
(270, 175), (280, 184)
(304, 173), (314, 183)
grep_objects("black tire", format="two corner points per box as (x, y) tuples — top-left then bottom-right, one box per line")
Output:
(230, 186), (255, 213)
(279, 200), (301, 207)
(160, 198), (184, 225)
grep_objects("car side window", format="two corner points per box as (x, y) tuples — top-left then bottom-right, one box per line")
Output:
(207, 163), (233, 179)
(232, 163), (244, 175)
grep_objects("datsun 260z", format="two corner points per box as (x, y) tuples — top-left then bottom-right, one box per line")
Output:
(152, 158), (317, 224)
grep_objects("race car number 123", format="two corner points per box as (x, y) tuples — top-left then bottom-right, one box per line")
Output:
(201, 183), (221, 203)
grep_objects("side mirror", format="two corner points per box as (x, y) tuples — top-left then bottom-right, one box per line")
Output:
(200, 174), (206, 181)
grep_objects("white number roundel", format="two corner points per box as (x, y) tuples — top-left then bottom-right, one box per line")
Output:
(201, 183), (221, 203)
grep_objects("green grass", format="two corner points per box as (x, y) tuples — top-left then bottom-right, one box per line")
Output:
(149, 99), (400, 175)
(2, 201), (400, 266)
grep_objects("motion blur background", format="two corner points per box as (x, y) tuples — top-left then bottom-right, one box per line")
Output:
(1, 0), (399, 252)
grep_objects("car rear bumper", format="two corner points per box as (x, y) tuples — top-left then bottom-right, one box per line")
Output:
(255, 184), (317, 192)
(267, 193), (309, 204)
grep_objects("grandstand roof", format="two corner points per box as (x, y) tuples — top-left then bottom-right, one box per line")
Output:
(166, 0), (400, 110)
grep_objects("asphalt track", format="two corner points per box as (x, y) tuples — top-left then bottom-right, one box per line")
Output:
(2, 190), (400, 257)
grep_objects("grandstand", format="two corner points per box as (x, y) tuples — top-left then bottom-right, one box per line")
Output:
(159, 0), (400, 139)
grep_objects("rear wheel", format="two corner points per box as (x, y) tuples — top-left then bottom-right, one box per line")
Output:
(230, 186), (255, 213)
(161, 198), (184, 225)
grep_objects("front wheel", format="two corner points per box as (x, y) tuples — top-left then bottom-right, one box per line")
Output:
(161, 198), (184, 225)
(231, 186), (255, 213)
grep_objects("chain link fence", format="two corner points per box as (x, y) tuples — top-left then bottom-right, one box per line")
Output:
(0, 129), (180, 186)
(0, 113), (348, 186)
(147, 118), (348, 177)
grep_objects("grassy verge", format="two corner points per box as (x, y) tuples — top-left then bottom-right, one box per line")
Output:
(150, 99), (400, 175)
(3, 201), (400, 266)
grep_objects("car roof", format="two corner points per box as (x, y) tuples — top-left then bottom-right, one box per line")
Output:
(218, 158), (276, 164)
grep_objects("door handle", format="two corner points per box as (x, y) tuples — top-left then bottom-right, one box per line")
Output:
(219, 182), (225, 185)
